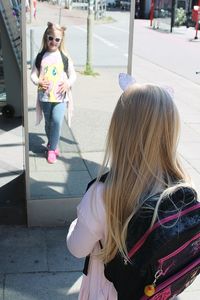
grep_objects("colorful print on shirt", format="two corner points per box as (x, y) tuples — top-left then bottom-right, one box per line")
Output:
(38, 51), (67, 103)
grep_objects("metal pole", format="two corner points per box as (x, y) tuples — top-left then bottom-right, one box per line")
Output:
(170, 0), (175, 33)
(95, 0), (98, 20)
(29, 0), (32, 24)
(58, 5), (62, 25)
(127, 0), (135, 76)
(64, 0), (68, 9)
(30, 29), (34, 67)
(21, 0), (31, 215)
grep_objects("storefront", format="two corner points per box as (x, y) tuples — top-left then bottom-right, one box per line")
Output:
(149, 0), (200, 31)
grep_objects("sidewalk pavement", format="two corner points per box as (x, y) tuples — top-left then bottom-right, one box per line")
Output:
(1, 1), (200, 299)
(0, 225), (200, 300)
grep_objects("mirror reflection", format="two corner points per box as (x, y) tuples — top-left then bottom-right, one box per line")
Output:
(26, 0), (200, 206)
(27, 1), (119, 203)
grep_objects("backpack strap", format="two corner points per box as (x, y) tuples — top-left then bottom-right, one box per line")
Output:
(86, 172), (109, 192)
(60, 51), (69, 77)
(83, 255), (90, 275)
(35, 50), (46, 72)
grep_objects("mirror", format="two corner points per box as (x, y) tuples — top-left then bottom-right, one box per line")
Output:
(26, 1), (200, 227)
(26, 2), (120, 214)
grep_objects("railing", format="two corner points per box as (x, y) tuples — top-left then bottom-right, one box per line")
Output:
(72, 0), (106, 19)
(48, 0), (106, 19)
(0, 0), (21, 70)
(72, 0), (88, 9)
(94, 0), (106, 19)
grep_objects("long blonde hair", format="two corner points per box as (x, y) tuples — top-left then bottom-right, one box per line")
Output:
(98, 83), (191, 263)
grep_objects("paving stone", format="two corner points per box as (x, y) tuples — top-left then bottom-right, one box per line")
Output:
(30, 172), (71, 199)
(0, 227), (47, 273)
(4, 272), (82, 300)
(45, 228), (84, 272)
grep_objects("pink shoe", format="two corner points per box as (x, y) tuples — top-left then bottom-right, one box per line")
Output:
(54, 148), (60, 156)
(47, 150), (57, 164)
(47, 144), (59, 156)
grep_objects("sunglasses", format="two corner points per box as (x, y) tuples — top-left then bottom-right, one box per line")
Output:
(47, 35), (61, 43)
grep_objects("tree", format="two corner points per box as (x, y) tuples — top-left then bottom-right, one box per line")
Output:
(84, 0), (95, 75)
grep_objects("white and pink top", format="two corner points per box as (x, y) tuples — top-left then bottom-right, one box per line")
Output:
(67, 183), (118, 300)
(31, 50), (76, 126)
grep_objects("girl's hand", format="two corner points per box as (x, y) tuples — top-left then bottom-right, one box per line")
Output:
(57, 81), (70, 94)
(38, 78), (50, 90)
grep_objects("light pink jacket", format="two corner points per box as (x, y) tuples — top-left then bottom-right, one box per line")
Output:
(67, 183), (117, 300)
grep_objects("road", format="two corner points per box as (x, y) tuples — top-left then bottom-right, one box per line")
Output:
(68, 11), (200, 84)
(27, 10), (200, 84)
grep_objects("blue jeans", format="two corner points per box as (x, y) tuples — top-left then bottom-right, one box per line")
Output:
(40, 101), (66, 151)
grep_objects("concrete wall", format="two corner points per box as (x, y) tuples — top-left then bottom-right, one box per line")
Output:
(0, 14), (22, 117)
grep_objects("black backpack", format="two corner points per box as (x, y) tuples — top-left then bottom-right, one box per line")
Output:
(84, 175), (200, 300)
(35, 50), (69, 77)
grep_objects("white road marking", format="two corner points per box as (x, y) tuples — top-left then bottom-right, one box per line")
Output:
(74, 26), (118, 48)
(102, 24), (129, 34)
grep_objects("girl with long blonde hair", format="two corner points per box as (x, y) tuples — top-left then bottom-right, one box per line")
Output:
(31, 22), (76, 164)
(67, 79), (196, 300)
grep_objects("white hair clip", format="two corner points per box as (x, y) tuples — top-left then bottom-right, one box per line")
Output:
(119, 73), (174, 99)
(119, 73), (136, 91)
(161, 85), (174, 99)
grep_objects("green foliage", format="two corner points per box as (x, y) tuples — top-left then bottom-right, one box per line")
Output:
(95, 16), (115, 24)
(175, 8), (187, 27)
